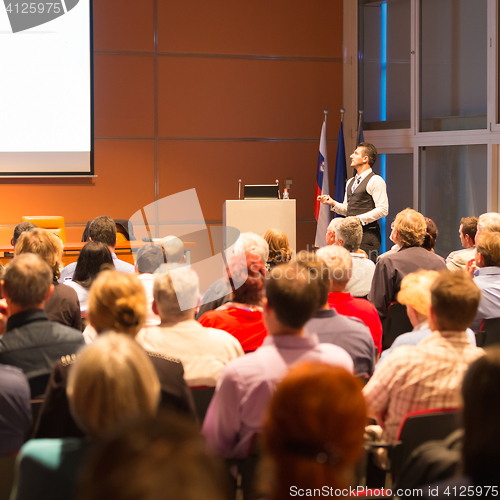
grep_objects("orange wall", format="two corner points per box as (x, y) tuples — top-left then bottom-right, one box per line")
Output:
(0, 0), (343, 253)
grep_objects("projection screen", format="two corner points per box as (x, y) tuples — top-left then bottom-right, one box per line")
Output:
(0, 0), (93, 175)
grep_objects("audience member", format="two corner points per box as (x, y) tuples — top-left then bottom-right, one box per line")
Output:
(336, 216), (375, 297)
(302, 252), (375, 377)
(317, 245), (382, 354)
(11, 221), (37, 249)
(34, 271), (195, 440)
(202, 257), (353, 458)
(469, 231), (500, 330)
(77, 413), (231, 500)
(446, 217), (477, 271)
(363, 270), (484, 443)
(0, 254), (84, 395)
(135, 243), (164, 326)
(326, 218), (342, 246)
(0, 365), (31, 456)
(377, 271), (476, 366)
(11, 333), (160, 500)
(153, 236), (187, 274)
(368, 208), (446, 319)
(198, 254), (268, 352)
(262, 363), (366, 499)
(264, 228), (293, 270)
(423, 217), (439, 252)
(377, 220), (400, 260)
(196, 232), (269, 318)
(137, 267), (243, 387)
(65, 241), (114, 316)
(475, 212), (500, 243)
(15, 228), (82, 330)
(60, 215), (134, 282)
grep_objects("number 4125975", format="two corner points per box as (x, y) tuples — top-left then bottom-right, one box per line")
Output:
(5, 3), (61, 14)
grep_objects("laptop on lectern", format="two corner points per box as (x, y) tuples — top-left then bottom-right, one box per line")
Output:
(243, 184), (279, 200)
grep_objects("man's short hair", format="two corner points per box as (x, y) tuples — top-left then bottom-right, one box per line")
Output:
(358, 142), (377, 167)
(15, 228), (63, 280)
(394, 208), (427, 248)
(327, 218), (342, 234)
(397, 270), (440, 318)
(461, 216), (478, 241)
(2, 253), (52, 308)
(477, 213), (500, 235)
(232, 232), (269, 263)
(136, 244), (165, 274)
(89, 216), (117, 247)
(430, 270), (481, 331)
(154, 267), (199, 319)
(476, 232), (500, 267)
(160, 236), (185, 264)
(316, 245), (352, 285)
(265, 256), (323, 329)
(336, 217), (363, 252)
(12, 222), (37, 247)
(293, 251), (330, 308)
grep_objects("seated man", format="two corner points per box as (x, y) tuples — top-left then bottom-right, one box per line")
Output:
(377, 270), (476, 367)
(11, 221), (37, 250)
(336, 216), (375, 298)
(202, 256), (353, 458)
(474, 212), (500, 243)
(0, 254), (85, 395)
(60, 215), (135, 282)
(368, 208), (446, 319)
(326, 218), (342, 246)
(446, 217), (477, 271)
(469, 232), (500, 330)
(363, 270), (484, 443)
(136, 267), (243, 387)
(317, 245), (382, 355)
(303, 252), (375, 377)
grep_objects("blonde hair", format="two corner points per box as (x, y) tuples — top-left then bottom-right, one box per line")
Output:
(264, 228), (293, 266)
(477, 213), (500, 234)
(67, 333), (160, 438)
(394, 208), (427, 248)
(397, 270), (440, 318)
(15, 228), (63, 280)
(476, 232), (500, 267)
(316, 245), (352, 285)
(88, 271), (147, 335)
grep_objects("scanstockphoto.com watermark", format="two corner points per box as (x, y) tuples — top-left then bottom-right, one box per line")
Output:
(289, 485), (499, 497)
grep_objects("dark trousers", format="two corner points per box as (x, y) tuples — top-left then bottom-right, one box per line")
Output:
(361, 223), (381, 263)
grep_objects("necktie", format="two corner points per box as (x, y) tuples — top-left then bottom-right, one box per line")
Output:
(352, 175), (361, 193)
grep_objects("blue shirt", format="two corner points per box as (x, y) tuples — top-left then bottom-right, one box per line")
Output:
(471, 266), (500, 330)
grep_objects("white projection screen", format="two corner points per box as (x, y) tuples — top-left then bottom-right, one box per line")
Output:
(0, 0), (93, 176)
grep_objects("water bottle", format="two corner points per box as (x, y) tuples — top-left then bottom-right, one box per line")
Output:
(283, 188), (289, 200)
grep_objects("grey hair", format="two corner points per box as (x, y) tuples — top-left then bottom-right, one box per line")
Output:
(327, 218), (342, 234)
(477, 213), (500, 234)
(233, 232), (269, 263)
(316, 245), (352, 284)
(336, 217), (363, 251)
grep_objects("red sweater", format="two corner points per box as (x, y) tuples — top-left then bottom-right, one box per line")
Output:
(327, 292), (382, 353)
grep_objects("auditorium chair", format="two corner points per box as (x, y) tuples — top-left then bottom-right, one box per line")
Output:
(21, 216), (66, 244)
(476, 317), (500, 347)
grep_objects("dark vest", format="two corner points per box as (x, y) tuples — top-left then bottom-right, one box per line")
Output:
(346, 171), (376, 217)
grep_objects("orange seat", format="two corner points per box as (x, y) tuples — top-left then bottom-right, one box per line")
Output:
(21, 216), (67, 244)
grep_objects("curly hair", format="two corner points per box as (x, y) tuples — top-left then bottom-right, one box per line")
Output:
(394, 208), (427, 248)
(264, 229), (293, 267)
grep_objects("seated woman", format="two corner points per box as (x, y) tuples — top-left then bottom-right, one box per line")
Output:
(264, 228), (293, 270)
(11, 333), (160, 500)
(261, 362), (366, 499)
(15, 228), (82, 330)
(65, 241), (114, 315)
(34, 271), (195, 440)
(198, 254), (268, 352)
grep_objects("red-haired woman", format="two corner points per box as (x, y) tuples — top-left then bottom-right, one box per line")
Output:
(198, 254), (267, 352)
(262, 362), (367, 499)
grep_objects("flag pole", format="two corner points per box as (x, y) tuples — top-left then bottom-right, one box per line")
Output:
(324, 109), (328, 127)
(357, 110), (363, 146)
(340, 108), (345, 124)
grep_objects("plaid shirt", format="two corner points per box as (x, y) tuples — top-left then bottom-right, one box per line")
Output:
(363, 330), (484, 442)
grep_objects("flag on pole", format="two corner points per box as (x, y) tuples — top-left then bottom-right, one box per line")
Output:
(333, 120), (347, 219)
(357, 115), (364, 146)
(314, 118), (330, 248)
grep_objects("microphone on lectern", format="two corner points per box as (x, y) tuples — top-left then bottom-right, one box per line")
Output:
(276, 179), (280, 199)
(239, 179), (242, 200)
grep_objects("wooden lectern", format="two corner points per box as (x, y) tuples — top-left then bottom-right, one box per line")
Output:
(223, 199), (296, 253)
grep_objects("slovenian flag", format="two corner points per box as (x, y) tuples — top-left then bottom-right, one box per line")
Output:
(314, 118), (330, 248)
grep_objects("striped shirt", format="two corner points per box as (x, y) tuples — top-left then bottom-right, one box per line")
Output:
(363, 330), (484, 442)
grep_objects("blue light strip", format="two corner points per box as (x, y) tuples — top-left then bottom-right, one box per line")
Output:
(380, 1), (387, 122)
(379, 2), (387, 254)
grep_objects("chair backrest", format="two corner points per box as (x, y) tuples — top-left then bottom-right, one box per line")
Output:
(382, 302), (413, 351)
(478, 317), (500, 347)
(395, 408), (461, 473)
(190, 386), (216, 423)
(28, 373), (51, 399)
(21, 216), (66, 244)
